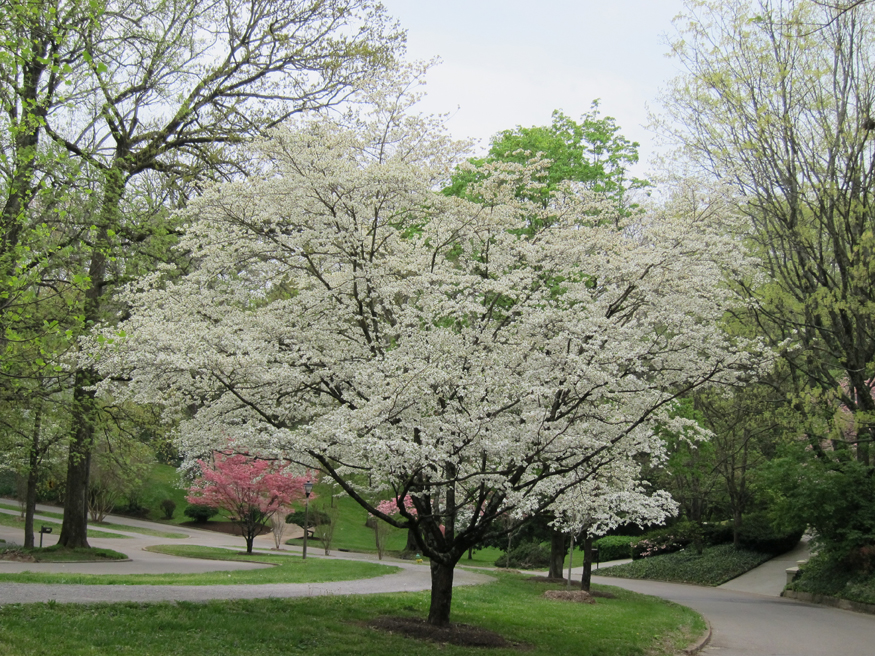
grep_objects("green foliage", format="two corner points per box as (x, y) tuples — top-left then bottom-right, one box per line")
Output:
(1, 545), (128, 562)
(183, 504), (218, 523)
(159, 499), (176, 520)
(593, 535), (634, 561)
(286, 508), (331, 527)
(601, 543), (774, 586)
(736, 512), (804, 556)
(494, 541), (552, 569)
(787, 552), (875, 606)
(446, 103), (647, 216)
(761, 448), (875, 562)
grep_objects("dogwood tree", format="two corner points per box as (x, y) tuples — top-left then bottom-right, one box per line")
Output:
(186, 452), (311, 553)
(96, 77), (765, 625)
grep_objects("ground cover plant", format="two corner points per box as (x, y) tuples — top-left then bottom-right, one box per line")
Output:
(598, 543), (773, 586)
(786, 554), (875, 606)
(0, 504), (187, 538)
(0, 545), (396, 586)
(0, 573), (704, 656)
(0, 511), (128, 539)
(0, 545), (127, 562)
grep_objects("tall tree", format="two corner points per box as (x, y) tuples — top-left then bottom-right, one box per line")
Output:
(659, 0), (875, 465)
(94, 81), (764, 625)
(0, 0), (403, 548)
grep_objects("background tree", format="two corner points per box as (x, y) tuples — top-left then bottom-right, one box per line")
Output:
(186, 452), (311, 554)
(445, 103), (647, 216)
(660, 0), (875, 465)
(0, 0), (404, 548)
(660, 0), (875, 568)
(96, 80), (764, 625)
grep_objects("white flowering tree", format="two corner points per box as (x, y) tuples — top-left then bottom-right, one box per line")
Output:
(95, 77), (764, 626)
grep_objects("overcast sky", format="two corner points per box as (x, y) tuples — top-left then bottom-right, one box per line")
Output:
(380, 0), (688, 173)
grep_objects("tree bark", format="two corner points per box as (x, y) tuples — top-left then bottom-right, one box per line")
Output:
(580, 532), (593, 592)
(428, 559), (455, 626)
(23, 401), (44, 549)
(548, 528), (567, 579)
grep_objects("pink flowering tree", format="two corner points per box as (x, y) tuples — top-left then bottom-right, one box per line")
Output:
(375, 496), (419, 552)
(187, 452), (312, 553)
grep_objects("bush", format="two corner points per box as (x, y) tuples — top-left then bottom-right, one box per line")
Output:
(631, 527), (690, 559)
(593, 535), (634, 561)
(737, 513), (803, 555)
(184, 504), (218, 523)
(285, 509), (331, 528)
(702, 522), (733, 546)
(159, 499), (176, 520)
(494, 541), (552, 569)
(115, 499), (150, 518)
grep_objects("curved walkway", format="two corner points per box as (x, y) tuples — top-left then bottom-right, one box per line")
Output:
(0, 501), (491, 604)
(4, 503), (875, 655)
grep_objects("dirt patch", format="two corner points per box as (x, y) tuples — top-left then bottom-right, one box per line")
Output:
(367, 616), (527, 649)
(180, 521), (271, 536)
(524, 576), (617, 599)
(0, 549), (36, 563)
(543, 590), (596, 604)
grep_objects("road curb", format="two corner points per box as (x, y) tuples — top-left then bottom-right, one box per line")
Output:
(781, 589), (875, 616)
(683, 619), (712, 655)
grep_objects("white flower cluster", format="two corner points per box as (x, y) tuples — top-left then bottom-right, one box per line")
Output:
(93, 74), (767, 557)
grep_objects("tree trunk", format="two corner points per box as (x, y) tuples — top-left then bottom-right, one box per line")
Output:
(580, 532), (593, 592)
(406, 528), (418, 552)
(732, 509), (742, 549)
(23, 403), (43, 549)
(60, 174), (120, 549)
(548, 529), (567, 579)
(59, 370), (96, 548)
(428, 559), (455, 626)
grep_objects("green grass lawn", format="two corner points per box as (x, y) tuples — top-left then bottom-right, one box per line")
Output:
(0, 510), (128, 539)
(0, 545), (129, 562)
(0, 544), (397, 586)
(0, 503), (188, 538)
(0, 572), (705, 656)
(598, 543), (773, 586)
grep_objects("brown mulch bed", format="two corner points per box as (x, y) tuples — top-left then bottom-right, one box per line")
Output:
(525, 576), (617, 599)
(180, 521), (271, 536)
(543, 589), (596, 603)
(0, 549), (37, 563)
(368, 616), (527, 649)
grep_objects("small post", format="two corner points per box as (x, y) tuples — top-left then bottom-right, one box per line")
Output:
(566, 532), (574, 589)
(302, 480), (313, 560)
(39, 525), (52, 549)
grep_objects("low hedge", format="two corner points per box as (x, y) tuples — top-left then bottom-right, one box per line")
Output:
(286, 509), (331, 528)
(183, 504), (218, 523)
(494, 541), (552, 569)
(737, 513), (804, 555)
(593, 535), (634, 561)
(601, 543), (773, 586)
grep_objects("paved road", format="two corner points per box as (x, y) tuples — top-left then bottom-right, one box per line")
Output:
(0, 501), (491, 604)
(593, 576), (875, 656)
(4, 502), (875, 655)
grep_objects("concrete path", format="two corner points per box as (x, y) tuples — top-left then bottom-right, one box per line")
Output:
(4, 503), (875, 655)
(587, 536), (875, 656)
(0, 500), (492, 604)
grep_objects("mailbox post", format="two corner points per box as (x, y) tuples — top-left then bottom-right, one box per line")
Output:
(39, 525), (52, 548)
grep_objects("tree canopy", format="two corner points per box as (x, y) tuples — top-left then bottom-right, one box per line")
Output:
(95, 74), (764, 625)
